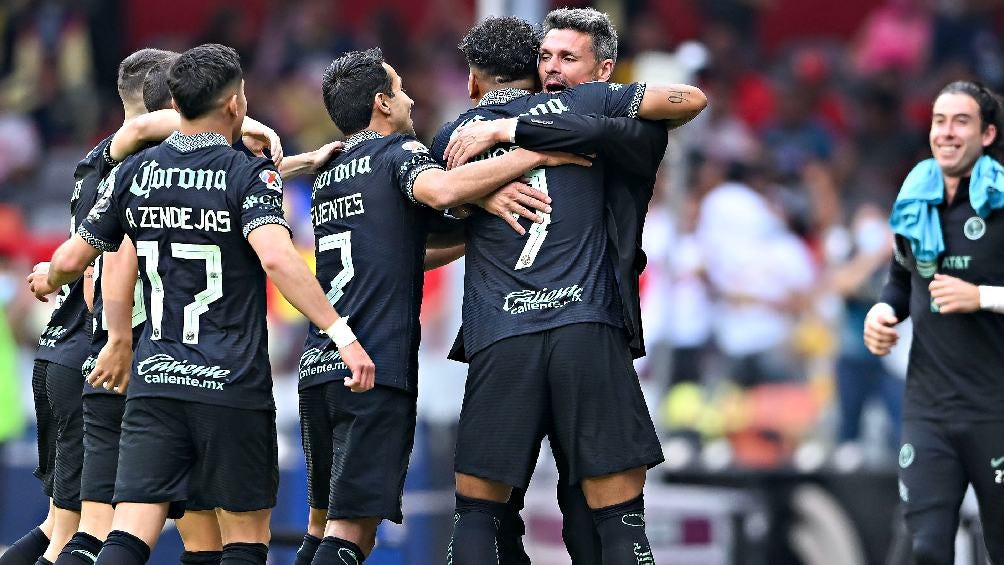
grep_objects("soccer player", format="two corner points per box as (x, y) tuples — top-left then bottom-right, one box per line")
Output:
(1, 48), (180, 565)
(430, 15), (705, 565)
(290, 47), (588, 565)
(441, 9), (695, 563)
(28, 43), (374, 565)
(864, 81), (1004, 565)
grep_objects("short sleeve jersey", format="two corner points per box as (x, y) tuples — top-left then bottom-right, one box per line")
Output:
(298, 130), (443, 393)
(430, 82), (646, 359)
(35, 136), (117, 370)
(79, 131), (290, 410)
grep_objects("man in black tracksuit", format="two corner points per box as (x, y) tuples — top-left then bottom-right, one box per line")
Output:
(865, 81), (1004, 565)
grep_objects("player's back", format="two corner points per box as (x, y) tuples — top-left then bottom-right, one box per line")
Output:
(431, 83), (645, 358)
(81, 131), (288, 410)
(299, 131), (436, 393)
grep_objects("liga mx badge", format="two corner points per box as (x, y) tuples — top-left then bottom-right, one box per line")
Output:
(964, 216), (986, 240)
(259, 170), (282, 192)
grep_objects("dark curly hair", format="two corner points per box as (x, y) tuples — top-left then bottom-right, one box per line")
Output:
(938, 81), (1004, 162)
(167, 44), (242, 120)
(544, 7), (618, 62)
(459, 16), (541, 83)
(322, 48), (393, 136)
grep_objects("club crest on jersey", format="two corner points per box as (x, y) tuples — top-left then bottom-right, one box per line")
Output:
(964, 216), (986, 240)
(402, 140), (429, 154)
(259, 169), (282, 192)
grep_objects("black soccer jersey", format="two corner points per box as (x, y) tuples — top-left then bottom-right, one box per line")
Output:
(510, 113), (669, 358)
(298, 130), (443, 393)
(35, 136), (117, 370)
(430, 82), (646, 359)
(880, 176), (1004, 421)
(79, 131), (291, 410)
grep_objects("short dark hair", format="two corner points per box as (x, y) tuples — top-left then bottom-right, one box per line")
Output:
(543, 7), (618, 62)
(142, 55), (179, 111)
(459, 16), (541, 83)
(321, 48), (393, 136)
(118, 48), (177, 108)
(938, 80), (1004, 161)
(167, 44), (243, 120)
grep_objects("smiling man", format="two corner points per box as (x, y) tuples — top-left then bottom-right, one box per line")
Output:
(864, 81), (1004, 565)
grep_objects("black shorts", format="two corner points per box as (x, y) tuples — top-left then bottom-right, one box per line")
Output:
(80, 394), (125, 505)
(32, 360), (85, 510)
(113, 397), (278, 516)
(456, 323), (663, 489)
(299, 382), (416, 524)
(899, 418), (1004, 564)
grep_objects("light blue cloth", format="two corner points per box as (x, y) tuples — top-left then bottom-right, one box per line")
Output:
(889, 155), (1004, 265)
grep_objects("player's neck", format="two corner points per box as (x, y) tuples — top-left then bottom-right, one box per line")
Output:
(122, 103), (145, 122)
(178, 116), (235, 144)
(473, 78), (535, 104)
(363, 119), (397, 137)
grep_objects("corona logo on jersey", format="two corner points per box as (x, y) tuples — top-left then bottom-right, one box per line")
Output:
(259, 169), (282, 192)
(130, 159), (227, 198)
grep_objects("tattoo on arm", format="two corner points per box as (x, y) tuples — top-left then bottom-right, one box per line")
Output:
(667, 90), (688, 104)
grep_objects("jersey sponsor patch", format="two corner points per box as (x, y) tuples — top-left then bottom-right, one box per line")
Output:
(401, 140), (429, 154)
(259, 169), (282, 192)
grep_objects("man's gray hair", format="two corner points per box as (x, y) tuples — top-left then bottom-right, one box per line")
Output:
(543, 7), (618, 62)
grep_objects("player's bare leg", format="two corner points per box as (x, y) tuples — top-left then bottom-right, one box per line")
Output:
(306, 517), (381, 564)
(41, 509), (81, 562)
(176, 511), (223, 564)
(215, 509), (271, 565)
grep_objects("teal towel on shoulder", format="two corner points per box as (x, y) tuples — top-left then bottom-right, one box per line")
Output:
(889, 155), (1004, 267)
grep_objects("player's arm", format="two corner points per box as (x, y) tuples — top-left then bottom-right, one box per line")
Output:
(82, 267), (95, 312)
(87, 236), (138, 394)
(864, 254), (911, 356)
(279, 141), (344, 180)
(425, 244), (465, 271)
(109, 110), (284, 165)
(413, 148), (589, 210)
(446, 114), (665, 172)
(247, 224), (375, 392)
(28, 235), (102, 302)
(637, 84), (708, 128)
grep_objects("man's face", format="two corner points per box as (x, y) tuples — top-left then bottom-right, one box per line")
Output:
(929, 92), (995, 179)
(383, 63), (415, 136)
(538, 28), (606, 92)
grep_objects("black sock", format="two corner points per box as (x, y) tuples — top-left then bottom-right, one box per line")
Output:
(293, 535), (320, 565)
(448, 494), (508, 565)
(94, 531), (150, 565)
(592, 495), (655, 565)
(558, 481), (602, 565)
(310, 537), (363, 565)
(219, 543), (267, 565)
(54, 532), (103, 565)
(33, 558), (52, 565)
(179, 551), (222, 565)
(0, 528), (50, 565)
(497, 506), (530, 565)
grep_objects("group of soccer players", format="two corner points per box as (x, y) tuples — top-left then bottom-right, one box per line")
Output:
(3, 7), (707, 565)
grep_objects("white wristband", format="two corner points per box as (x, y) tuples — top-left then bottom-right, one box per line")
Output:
(979, 286), (1004, 314)
(503, 118), (518, 143)
(323, 317), (357, 348)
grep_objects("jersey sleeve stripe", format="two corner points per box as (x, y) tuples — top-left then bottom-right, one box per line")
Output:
(401, 158), (444, 206)
(628, 83), (647, 119)
(243, 215), (292, 239)
(77, 225), (120, 253)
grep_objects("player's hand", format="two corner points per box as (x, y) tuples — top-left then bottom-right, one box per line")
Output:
(338, 341), (375, 393)
(27, 262), (57, 302)
(87, 339), (133, 394)
(929, 273), (981, 314)
(476, 180), (551, 235)
(309, 141), (344, 173)
(863, 303), (899, 356)
(242, 124), (284, 167)
(445, 118), (516, 170)
(534, 150), (593, 168)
